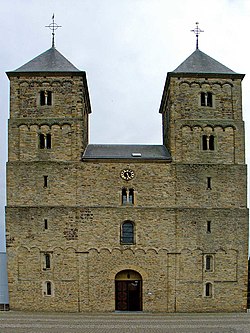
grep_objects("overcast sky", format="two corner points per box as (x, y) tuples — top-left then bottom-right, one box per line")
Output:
(0, 0), (250, 251)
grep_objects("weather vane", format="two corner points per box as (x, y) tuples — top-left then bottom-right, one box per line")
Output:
(45, 14), (62, 48)
(191, 22), (204, 50)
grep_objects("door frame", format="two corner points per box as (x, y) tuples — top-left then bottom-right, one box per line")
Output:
(115, 270), (142, 311)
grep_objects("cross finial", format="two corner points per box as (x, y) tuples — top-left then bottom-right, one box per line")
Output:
(191, 22), (204, 50)
(45, 14), (62, 48)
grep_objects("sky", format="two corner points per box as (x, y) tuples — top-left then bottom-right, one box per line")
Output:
(0, 0), (250, 251)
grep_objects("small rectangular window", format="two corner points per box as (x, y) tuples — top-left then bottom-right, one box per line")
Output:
(44, 219), (48, 230)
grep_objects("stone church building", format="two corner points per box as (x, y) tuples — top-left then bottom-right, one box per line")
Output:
(5, 42), (249, 312)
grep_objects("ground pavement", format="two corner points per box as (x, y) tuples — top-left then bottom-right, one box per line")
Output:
(0, 311), (249, 333)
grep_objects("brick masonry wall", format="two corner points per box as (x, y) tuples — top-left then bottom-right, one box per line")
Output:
(6, 69), (248, 312)
(162, 77), (245, 164)
(8, 74), (89, 162)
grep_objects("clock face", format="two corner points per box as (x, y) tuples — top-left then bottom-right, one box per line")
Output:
(120, 169), (135, 181)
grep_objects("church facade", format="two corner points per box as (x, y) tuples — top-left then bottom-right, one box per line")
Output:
(6, 44), (249, 312)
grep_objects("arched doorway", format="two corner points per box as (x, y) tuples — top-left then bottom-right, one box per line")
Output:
(115, 270), (142, 311)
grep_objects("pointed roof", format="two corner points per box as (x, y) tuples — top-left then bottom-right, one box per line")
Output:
(173, 49), (236, 74)
(11, 47), (81, 73)
(159, 48), (244, 114)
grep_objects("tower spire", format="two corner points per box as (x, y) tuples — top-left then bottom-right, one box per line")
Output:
(191, 22), (204, 50)
(45, 14), (62, 48)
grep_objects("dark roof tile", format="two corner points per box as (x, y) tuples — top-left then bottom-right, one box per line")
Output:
(173, 49), (236, 74)
(82, 144), (171, 160)
(13, 47), (80, 73)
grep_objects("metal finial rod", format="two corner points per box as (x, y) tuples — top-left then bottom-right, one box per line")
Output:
(191, 22), (204, 50)
(45, 14), (62, 48)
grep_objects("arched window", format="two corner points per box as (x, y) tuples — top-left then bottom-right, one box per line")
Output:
(122, 188), (127, 204)
(39, 133), (52, 149)
(46, 133), (52, 149)
(121, 188), (134, 205)
(205, 255), (213, 271)
(39, 133), (45, 149)
(121, 221), (134, 244)
(202, 135), (215, 151)
(43, 281), (53, 296)
(201, 92), (213, 107)
(202, 135), (208, 150)
(129, 189), (134, 204)
(205, 282), (213, 297)
(209, 135), (214, 150)
(40, 90), (52, 106)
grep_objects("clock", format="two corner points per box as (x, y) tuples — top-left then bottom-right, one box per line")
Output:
(120, 169), (135, 181)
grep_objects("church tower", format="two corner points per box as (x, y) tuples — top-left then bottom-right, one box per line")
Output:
(7, 46), (91, 162)
(160, 48), (245, 165)
(6, 46), (91, 310)
(159, 47), (248, 311)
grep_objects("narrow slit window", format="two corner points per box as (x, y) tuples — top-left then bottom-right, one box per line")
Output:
(45, 281), (52, 296)
(44, 219), (48, 230)
(45, 253), (51, 269)
(205, 282), (212, 297)
(44, 176), (48, 188)
(207, 221), (211, 233)
(205, 255), (213, 271)
(207, 177), (212, 190)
